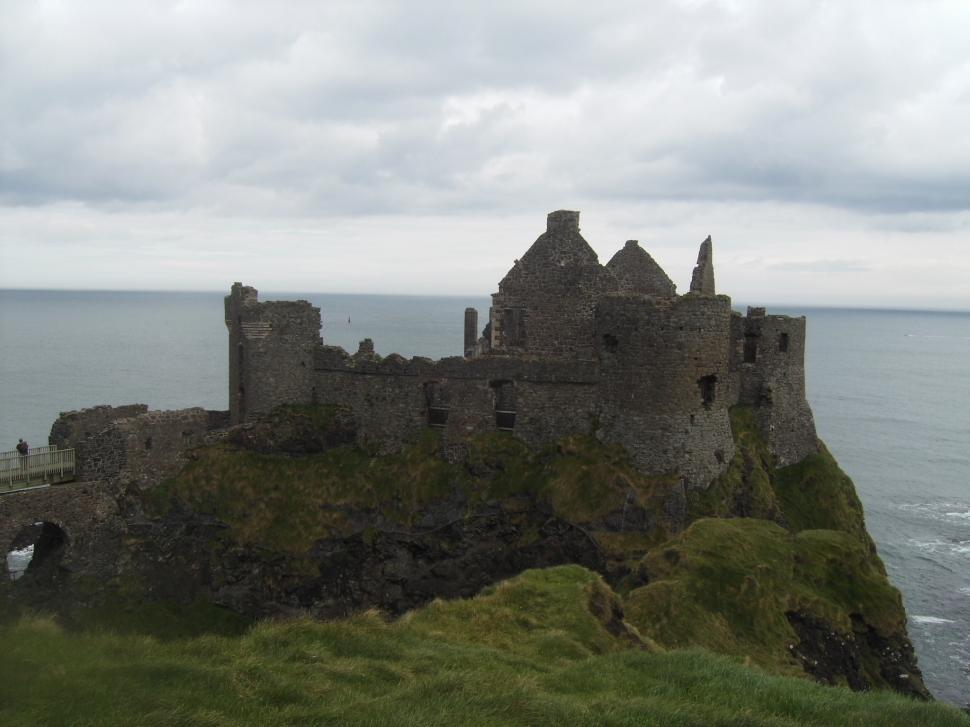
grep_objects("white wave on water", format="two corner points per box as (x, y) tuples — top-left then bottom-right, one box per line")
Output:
(911, 615), (957, 625)
(908, 538), (970, 557)
(5, 544), (33, 581)
(896, 502), (970, 524)
(904, 334), (970, 340)
(960, 587), (970, 596)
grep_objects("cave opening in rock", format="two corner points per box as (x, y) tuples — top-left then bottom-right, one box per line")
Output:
(5, 522), (67, 581)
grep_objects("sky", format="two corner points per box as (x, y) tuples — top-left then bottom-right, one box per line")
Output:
(1, 0), (968, 309)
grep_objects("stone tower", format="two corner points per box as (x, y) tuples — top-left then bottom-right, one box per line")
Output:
(225, 283), (322, 424)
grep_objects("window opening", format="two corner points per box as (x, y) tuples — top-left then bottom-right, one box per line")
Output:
(501, 308), (527, 347)
(743, 334), (758, 363)
(491, 380), (516, 431)
(698, 375), (717, 409)
(778, 332), (789, 352)
(424, 381), (449, 428)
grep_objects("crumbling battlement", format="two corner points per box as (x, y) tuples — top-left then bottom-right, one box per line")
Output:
(49, 406), (230, 489)
(49, 404), (149, 450)
(735, 307), (817, 466)
(226, 211), (818, 488)
(225, 283), (322, 424)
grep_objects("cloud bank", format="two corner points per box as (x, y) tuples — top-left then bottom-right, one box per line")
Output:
(1, 0), (968, 307)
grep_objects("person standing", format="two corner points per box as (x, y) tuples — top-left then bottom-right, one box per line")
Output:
(16, 438), (29, 481)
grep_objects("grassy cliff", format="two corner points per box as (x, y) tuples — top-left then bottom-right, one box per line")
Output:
(627, 407), (917, 693)
(2, 566), (966, 726)
(138, 404), (926, 696)
(2, 404), (952, 721)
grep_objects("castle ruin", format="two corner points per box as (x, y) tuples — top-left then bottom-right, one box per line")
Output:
(225, 210), (817, 489)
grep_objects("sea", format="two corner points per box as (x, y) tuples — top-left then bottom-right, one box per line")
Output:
(0, 289), (967, 706)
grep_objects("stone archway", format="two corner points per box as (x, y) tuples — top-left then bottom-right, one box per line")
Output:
(6, 521), (68, 581)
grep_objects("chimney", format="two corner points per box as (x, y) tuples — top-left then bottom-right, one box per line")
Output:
(546, 210), (580, 233)
(464, 307), (478, 358)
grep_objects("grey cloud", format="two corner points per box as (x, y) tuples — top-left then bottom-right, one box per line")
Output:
(1, 0), (969, 220)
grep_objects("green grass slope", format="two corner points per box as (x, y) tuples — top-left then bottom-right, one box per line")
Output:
(624, 519), (902, 678)
(2, 566), (966, 727)
(627, 407), (919, 694)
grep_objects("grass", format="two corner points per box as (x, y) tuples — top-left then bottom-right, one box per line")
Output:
(2, 565), (966, 727)
(625, 408), (914, 691)
(687, 407), (783, 523)
(689, 407), (875, 552)
(146, 416), (675, 558)
(624, 518), (906, 687)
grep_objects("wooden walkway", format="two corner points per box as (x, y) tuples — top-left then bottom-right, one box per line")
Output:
(0, 447), (76, 493)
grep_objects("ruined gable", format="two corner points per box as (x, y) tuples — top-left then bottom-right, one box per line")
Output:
(490, 210), (619, 359)
(689, 236), (716, 295)
(606, 240), (677, 298)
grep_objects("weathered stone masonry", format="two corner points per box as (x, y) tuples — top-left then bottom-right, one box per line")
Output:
(49, 404), (230, 490)
(226, 210), (817, 489)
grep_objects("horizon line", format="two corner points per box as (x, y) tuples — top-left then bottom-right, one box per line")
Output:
(1, 287), (969, 316)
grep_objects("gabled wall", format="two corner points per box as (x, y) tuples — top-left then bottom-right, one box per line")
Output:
(489, 211), (619, 360)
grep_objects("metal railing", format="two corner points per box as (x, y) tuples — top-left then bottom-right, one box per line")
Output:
(1, 444), (57, 459)
(0, 449), (76, 492)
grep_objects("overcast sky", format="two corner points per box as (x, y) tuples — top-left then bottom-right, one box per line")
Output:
(1, 0), (968, 308)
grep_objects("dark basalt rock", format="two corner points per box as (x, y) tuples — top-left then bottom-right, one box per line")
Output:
(787, 611), (930, 700)
(202, 504), (605, 619)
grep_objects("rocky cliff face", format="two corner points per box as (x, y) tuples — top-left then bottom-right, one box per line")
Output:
(1, 404), (929, 700)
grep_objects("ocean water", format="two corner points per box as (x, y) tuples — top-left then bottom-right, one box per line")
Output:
(0, 290), (967, 705)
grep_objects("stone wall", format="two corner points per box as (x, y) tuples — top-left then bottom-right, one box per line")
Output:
(594, 293), (737, 488)
(66, 408), (226, 488)
(225, 283), (321, 425)
(737, 309), (818, 465)
(49, 404), (149, 449)
(0, 480), (123, 581)
(313, 346), (599, 454)
(74, 426), (129, 482)
(112, 408), (215, 489)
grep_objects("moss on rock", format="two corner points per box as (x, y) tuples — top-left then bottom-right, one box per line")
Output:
(135, 403), (926, 698)
(627, 406), (925, 696)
